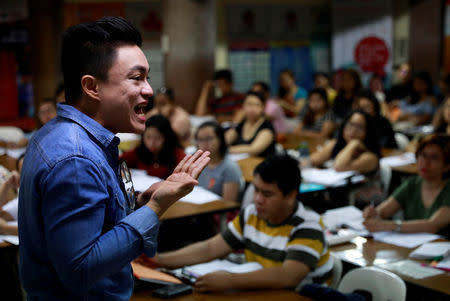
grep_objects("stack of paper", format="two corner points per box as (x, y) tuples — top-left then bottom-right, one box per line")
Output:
(173, 259), (262, 277)
(301, 168), (360, 187)
(409, 242), (450, 260)
(381, 259), (444, 279)
(372, 232), (441, 248)
(380, 152), (416, 167)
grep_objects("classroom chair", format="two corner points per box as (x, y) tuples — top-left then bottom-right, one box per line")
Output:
(330, 253), (343, 289)
(338, 266), (406, 301)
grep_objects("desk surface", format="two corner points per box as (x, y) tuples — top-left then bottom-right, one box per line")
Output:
(281, 134), (324, 152)
(237, 157), (264, 183)
(131, 288), (313, 301)
(161, 200), (239, 221)
(331, 237), (450, 295)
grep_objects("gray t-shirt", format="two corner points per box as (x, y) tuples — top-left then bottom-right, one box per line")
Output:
(198, 155), (243, 196)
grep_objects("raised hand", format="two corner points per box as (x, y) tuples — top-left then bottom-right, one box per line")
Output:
(145, 150), (210, 217)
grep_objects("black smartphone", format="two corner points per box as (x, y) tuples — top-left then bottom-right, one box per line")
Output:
(152, 283), (193, 299)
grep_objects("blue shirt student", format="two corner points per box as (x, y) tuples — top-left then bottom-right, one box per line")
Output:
(18, 104), (160, 300)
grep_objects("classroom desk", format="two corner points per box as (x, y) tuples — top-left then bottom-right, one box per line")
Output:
(161, 200), (239, 221)
(381, 148), (417, 174)
(280, 133), (324, 152)
(131, 288), (313, 301)
(331, 237), (450, 296)
(237, 157), (264, 183)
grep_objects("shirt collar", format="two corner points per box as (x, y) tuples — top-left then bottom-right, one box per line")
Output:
(57, 103), (120, 149)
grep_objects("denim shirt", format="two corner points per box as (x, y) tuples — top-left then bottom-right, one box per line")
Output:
(18, 104), (160, 301)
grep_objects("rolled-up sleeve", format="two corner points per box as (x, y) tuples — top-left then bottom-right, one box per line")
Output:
(42, 156), (159, 293)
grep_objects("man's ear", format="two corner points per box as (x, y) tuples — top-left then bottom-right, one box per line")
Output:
(286, 189), (298, 202)
(81, 75), (100, 101)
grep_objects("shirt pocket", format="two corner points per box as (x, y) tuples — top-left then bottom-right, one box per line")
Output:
(105, 191), (128, 227)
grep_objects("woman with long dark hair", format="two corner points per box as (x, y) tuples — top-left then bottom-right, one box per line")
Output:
(311, 110), (380, 174)
(120, 115), (185, 179)
(294, 88), (337, 140)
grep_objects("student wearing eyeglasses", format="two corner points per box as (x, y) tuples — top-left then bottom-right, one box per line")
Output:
(17, 17), (210, 301)
(310, 110), (380, 174)
(363, 134), (450, 238)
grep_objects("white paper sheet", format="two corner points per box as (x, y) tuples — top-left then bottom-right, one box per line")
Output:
(436, 257), (450, 270)
(322, 206), (369, 236)
(409, 242), (450, 259)
(301, 168), (357, 187)
(0, 235), (19, 245)
(173, 259), (262, 277)
(372, 231), (441, 248)
(381, 259), (444, 279)
(130, 170), (220, 204)
(380, 152), (416, 167)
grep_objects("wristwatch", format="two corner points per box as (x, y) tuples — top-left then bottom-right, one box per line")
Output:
(394, 220), (402, 232)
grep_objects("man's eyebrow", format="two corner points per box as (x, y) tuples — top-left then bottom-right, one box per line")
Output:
(129, 65), (149, 73)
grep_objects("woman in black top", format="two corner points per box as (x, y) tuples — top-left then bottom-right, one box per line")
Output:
(225, 91), (276, 157)
(333, 69), (362, 121)
(357, 89), (398, 148)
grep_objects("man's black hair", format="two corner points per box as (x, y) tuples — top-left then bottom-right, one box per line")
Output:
(213, 69), (233, 83)
(61, 16), (142, 105)
(254, 154), (301, 196)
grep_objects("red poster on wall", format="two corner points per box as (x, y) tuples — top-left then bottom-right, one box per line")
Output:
(0, 51), (19, 119)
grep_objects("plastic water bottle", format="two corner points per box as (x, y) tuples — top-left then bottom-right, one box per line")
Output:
(298, 142), (311, 168)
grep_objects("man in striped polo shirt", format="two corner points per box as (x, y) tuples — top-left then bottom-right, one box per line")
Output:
(154, 154), (333, 292)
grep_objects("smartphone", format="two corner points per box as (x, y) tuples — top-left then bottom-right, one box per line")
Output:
(152, 283), (193, 299)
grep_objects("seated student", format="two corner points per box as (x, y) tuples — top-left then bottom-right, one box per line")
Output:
(196, 121), (243, 203)
(332, 69), (362, 122)
(357, 90), (397, 148)
(120, 115), (185, 179)
(363, 134), (450, 237)
(310, 110), (380, 174)
(225, 91), (276, 157)
(313, 72), (337, 105)
(392, 71), (437, 126)
(277, 69), (308, 117)
(251, 81), (287, 134)
(0, 154), (24, 235)
(432, 96), (450, 135)
(152, 154), (333, 292)
(195, 69), (245, 123)
(1, 99), (57, 149)
(294, 88), (337, 140)
(146, 87), (191, 145)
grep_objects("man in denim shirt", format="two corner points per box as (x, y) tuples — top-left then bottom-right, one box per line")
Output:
(18, 17), (210, 300)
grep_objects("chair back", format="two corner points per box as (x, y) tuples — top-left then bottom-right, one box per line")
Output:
(330, 253), (343, 289)
(338, 266), (406, 301)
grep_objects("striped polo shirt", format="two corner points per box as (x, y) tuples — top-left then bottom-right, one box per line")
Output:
(222, 202), (333, 288)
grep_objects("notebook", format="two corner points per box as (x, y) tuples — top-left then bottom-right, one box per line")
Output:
(409, 242), (450, 260)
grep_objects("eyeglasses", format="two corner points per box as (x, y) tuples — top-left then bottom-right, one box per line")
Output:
(345, 121), (365, 133)
(196, 136), (216, 143)
(120, 161), (136, 210)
